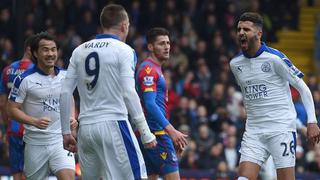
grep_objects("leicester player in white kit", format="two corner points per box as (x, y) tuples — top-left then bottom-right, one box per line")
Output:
(7, 32), (76, 180)
(59, 4), (157, 180)
(230, 12), (320, 180)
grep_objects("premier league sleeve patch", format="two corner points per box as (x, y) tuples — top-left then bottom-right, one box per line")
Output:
(143, 76), (154, 86)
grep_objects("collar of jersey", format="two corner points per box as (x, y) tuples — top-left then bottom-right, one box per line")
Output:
(34, 66), (61, 76)
(95, 34), (120, 40)
(144, 58), (161, 68)
(243, 42), (267, 58)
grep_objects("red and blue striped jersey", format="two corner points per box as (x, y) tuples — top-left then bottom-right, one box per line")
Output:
(136, 59), (170, 131)
(0, 59), (34, 136)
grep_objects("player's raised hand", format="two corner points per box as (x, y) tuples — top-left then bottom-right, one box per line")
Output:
(33, 117), (51, 129)
(307, 123), (320, 145)
(63, 134), (78, 152)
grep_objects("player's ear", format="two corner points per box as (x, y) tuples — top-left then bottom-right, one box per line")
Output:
(147, 43), (153, 52)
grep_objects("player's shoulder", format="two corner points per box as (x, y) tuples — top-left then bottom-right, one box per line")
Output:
(13, 67), (37, 87)
(138, 60), (157, 72)
(262, 45), (293, 67)
(230, 52), (244, 66)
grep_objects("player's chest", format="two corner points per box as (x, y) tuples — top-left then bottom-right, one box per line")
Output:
(235, 60), (275, 83)
(26, 76), (64, 99)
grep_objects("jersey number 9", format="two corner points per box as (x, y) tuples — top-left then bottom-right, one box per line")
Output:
(85, 52), (100, 90)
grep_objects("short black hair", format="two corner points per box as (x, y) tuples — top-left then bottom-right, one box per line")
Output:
(23, 34), (36, 52)
(100, 4), (128, 29)
(146, 27), (170, 44)
(31, 31), (57, 63)
(239, 12), (263, 29)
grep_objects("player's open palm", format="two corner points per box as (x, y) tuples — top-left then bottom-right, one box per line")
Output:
(63, 134), (78, 153)
(307, 123), (320, 145)
(34, 117), (51, 129)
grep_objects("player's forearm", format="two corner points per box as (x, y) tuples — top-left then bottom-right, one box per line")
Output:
(293, 79), (317, 123)
(60, 91), (72, 135)
(143, 92), (170, 129)
(7, 101), (37, 126)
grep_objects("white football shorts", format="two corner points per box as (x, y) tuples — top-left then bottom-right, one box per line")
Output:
(239, 131), (296, 169)
(77, 120), (147, 180)
(24, 141), (75, 179)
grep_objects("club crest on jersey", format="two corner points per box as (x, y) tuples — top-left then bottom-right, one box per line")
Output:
(145, 66), (152, 74)
(261, 62), (271, 72)
(160, 152), (167, 160)
(143, 76), (154, 86)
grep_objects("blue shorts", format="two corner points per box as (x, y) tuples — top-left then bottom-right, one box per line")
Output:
(9, 136), (24, 174)
(139, 133), (179, 176)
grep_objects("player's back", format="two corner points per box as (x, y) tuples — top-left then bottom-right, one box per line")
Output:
(70, 34), (135, 124)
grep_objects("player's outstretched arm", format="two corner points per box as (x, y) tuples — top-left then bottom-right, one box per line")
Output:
(292, 79), (320, 145)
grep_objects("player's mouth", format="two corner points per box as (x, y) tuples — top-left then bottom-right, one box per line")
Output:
(239, 36), (248, 50)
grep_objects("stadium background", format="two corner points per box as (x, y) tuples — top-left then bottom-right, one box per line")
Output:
(0, 0), (320, 179)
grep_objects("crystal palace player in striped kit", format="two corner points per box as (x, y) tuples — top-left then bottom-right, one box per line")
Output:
(136, 27), (188, 180)
(0, 35), (35, 180)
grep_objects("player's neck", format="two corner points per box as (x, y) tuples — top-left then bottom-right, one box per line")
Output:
(102, 29), (125, 42)
(37, 64), (55, 76)
(148, 54), (162, 66)
(248, 41), (262, 57)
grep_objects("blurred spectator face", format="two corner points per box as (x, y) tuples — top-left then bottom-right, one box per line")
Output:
(188, 98), (197, 110)
(199, 123), (209, 139)
(196, 40), (207, 54)
(179, 96), (189, 109)
(226, 135), (237, 148)
(84, 10), (92, 23)
(188, 140), (197, 152)
(226, 125), (237, 136)
(207, 14), (217, 26)
(210, 143), (223, 157)
(211, 83), (225, 99)
(179, 124), (190, 136)
(0, 8), (10, 22)
(314, 91), (320, 101)
(213, 32), (223, 48)
(197, 105), (207, 118)
(217, 161), (228, 173)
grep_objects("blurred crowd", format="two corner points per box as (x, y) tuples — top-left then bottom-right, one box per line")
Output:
(0, 0), (319, 179)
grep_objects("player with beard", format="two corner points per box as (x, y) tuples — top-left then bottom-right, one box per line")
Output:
(136, 27), (188, 180)
(230, 12), (320, 180)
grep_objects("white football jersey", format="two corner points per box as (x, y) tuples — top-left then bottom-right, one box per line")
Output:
(9, 66), (66, 145)
(65, 34), (136, 124)
(230, 43), (303, 133)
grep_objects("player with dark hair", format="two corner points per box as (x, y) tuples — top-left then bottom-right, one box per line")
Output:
(136, 27), (188, 180)
(230, 12), (320, 180)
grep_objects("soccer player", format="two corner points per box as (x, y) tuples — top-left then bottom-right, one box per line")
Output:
(7, 32), (76, 180)
(59, 4), (157, 180)
(0, 35), (35, 180)
(229, 12), (320, 180)
(136, 27), (188, 180)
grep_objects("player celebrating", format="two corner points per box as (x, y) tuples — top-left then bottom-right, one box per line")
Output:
(59, 4), (157, 180)
(136, 27), (188, 180)
(0, 35), (35, 180)
(7, 32), (76, 180)
(229, 12), (320, 180)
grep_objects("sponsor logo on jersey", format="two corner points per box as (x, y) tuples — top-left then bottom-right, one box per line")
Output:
(42, 94), (59, 112)
(244, 84), (268, 100)
(143, 76), (154, 86)
(261, 62), (271, 72)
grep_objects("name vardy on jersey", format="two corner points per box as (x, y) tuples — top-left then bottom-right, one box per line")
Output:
(244, 84), (268, 100)
(84, 42), (110, 48)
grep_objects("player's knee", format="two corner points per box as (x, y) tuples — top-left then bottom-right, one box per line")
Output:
(238, 177), (249, 180)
